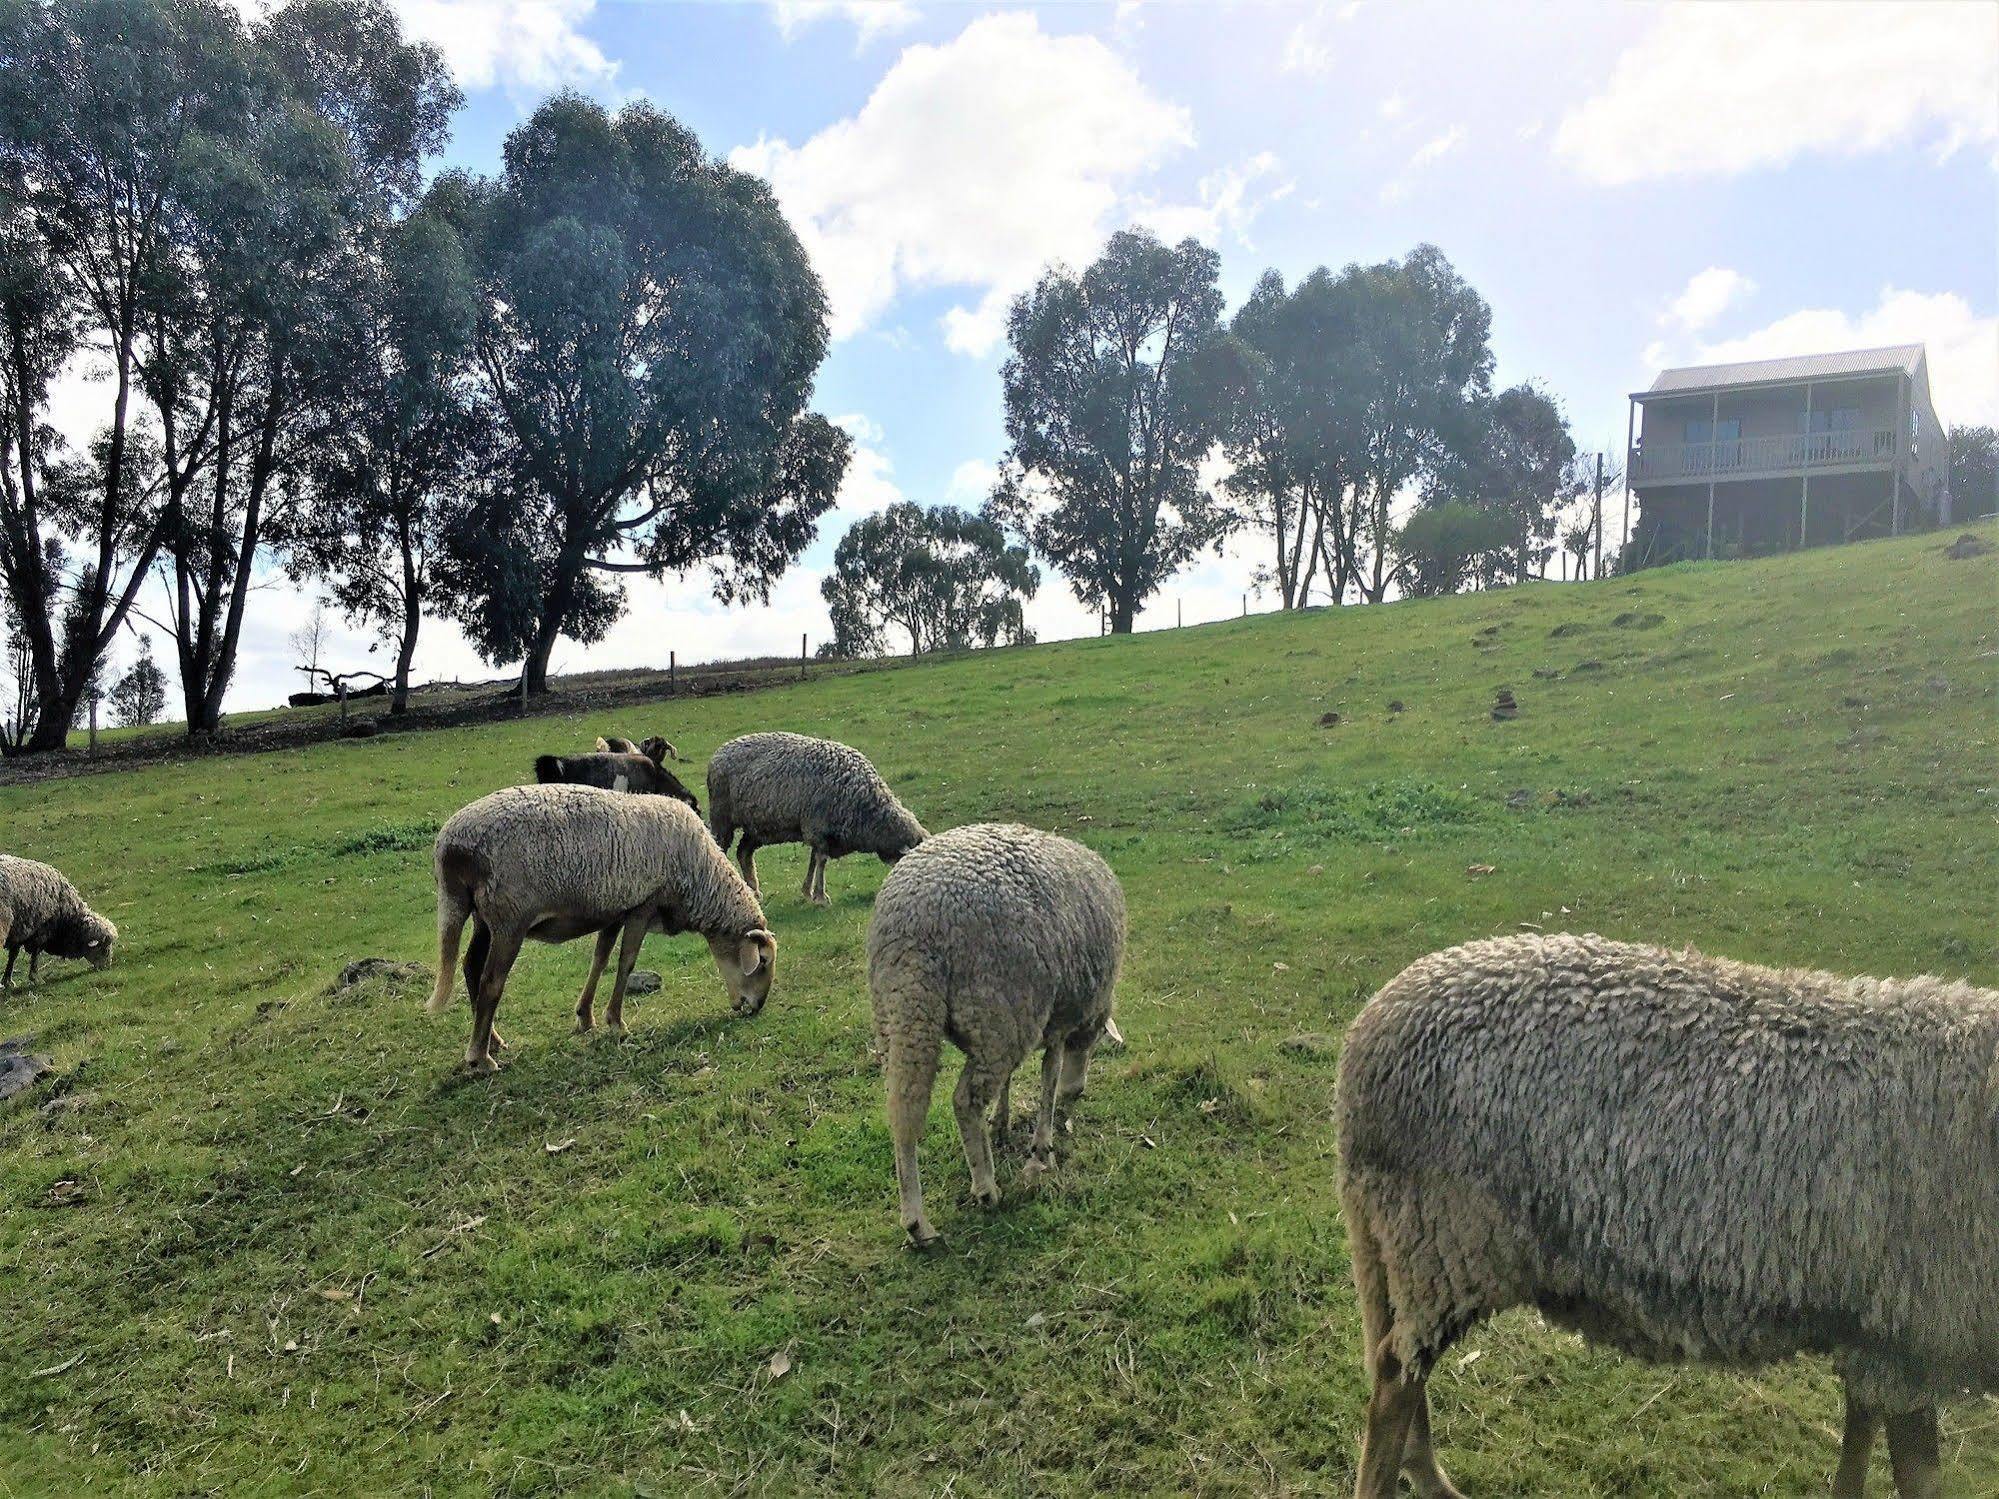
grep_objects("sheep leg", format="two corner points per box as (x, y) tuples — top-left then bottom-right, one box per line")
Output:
(953, 1051), (1011, 1208)
(1054, 1032), (1095, 1134)
(465, 927), (520, 1074)
(1834, 1392), (1880, 1498)
(604, 912), (648, 1034)
(802, 847), (829, 905)
(574, 926), (617, 1034)
(27, 949), (37, 980)
(1355, 1340), (1425, 1499)
(736, 838), (761, 896)
(811, 848), (830, 904)
(1022, 1043), (1064, 1184)
(884, 1029), (943, 1246)
(1883, 1406), (1940, 1499)
(2, 945), (15, 991)
(1400, 1391), (1464, 1499)
(991, 1066), (1014, 1138)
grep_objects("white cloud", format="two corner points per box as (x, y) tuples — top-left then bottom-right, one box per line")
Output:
(1664, 267), (1755, 333)
(1378, 93), (1405, 121)
(1680, 286), (1997, 429)
(769, 1), (918, 49)
(1379, 125), (1463, 202)
(945, 458), (998, 508)
(731, 13), (1193, 357)
(1282, 0), (1361, 76)
(1132, 151), (1294, 252)
(391, 0), (613, 90)
(1555, 1), (1998, 184)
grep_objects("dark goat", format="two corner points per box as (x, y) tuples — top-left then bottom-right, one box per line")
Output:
(534, 750), (699, 811)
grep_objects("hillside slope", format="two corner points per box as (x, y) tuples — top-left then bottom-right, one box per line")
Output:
(1, 528), (1994, 1496)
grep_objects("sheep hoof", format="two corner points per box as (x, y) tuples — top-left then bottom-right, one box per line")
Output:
(573, 1019), (593, 1035)
(1021, 1150), (1056, 1186)
(970, 1181), (1003, 1209)
(464, 1055), (500, 1076)
(904, 1221), (943, 1250)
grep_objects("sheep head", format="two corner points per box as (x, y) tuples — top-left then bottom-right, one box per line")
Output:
(707, 927), (777, 1016)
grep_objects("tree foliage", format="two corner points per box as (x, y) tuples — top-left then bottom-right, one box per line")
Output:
(1948, 424), (1996, 522)
(1220, 246), (1493, 607)
(990, 229), (1236, 633)
(1423, 382), (1581, 586)
(430, 93), (848, 692)
(821, 502), (1038, 658)
(279, 208), (481, 711)
(110, 634), (167, 726)
(1393, 502), (1518, 599)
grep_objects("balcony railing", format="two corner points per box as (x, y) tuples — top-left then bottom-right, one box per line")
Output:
(1631, 427), (1897, 483)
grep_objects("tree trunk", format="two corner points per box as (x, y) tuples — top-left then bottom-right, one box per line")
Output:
(1108, 593), (1137, 633)
(522, 611), (561, 695)
(393, 597), (419, 715)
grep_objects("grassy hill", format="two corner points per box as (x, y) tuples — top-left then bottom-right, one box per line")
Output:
(2, 527), (1994, 1497)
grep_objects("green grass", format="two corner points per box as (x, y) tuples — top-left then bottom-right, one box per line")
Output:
(2, 527), (1995, 1496)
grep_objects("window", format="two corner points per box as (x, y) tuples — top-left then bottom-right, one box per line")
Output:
(1803, 408), (1859, 433)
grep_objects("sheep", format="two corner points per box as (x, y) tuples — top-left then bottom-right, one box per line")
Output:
(866, 823), (1125, 1246)
(597, 733), (680, 763)
(1335, 932), (1999, 1499)
(427, 783), (775, 1072)
(707, 731), (927, 905)
(0, 854), (116, 990)
(535, 739), (699, 811)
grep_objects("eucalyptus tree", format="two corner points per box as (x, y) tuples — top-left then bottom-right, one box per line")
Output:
(990, 229), (1236, 634)
(280, 210), (481, 713)
(144, 0), (456, 733)
(0, 0), (252, 750)
(821, 501), (1039, 658)
(1424, 383), (1580, 587)
(432, 93), (848, 694)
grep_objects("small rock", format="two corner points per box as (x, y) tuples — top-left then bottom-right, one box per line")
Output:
(1840, 695), (1867, 710)
(1570, 660), (1604, 674)
(1278, 1033), (1337, 1058)
(1317, 711), (1340, 727)
(1943, 532), (1993, 560)
(1506, 788), (1535, 809)
(0, 1038), (53, 1105)
(1531, 667), (1561, 680)
(1490, 688), (1519, 721)
(1611, 611), (1664, 630)
(1387, 700), (1405, 714)
(624, 970), (662, 996)
(1548, 621), (1588, 638)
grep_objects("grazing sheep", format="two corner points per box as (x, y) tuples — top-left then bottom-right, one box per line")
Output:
(428, 784), (775, 1072)
(0, 854), (116, 990)
(1336, 932), (1999, 1499)
(707, 731), (926, 904)
(535, 740), (698, 811)
(866, 823), (1125, 1245)
(597, 733), (680, 763)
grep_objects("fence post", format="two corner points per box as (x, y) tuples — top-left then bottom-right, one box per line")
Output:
(1177, 598), (1182, 629)
(338, 681), (349, 724)
(801, 633), (807, 680)
(669, 650), (676, 694)
(1241, 593), (1247, 618)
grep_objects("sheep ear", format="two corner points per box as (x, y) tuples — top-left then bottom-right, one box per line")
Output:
(594, 737), (612, 751)
(1104, 1015), (1125, 1046)
(737, 937), (764, 976)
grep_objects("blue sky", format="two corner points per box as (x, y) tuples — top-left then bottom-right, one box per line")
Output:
(158, 1), (1999, 708)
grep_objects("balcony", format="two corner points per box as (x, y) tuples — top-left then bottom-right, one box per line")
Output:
(1631, 427), (1898, 485)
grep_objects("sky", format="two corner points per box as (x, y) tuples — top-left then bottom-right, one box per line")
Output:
(56, 0), (1999, 715)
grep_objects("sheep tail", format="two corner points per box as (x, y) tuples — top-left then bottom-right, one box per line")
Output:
(429, 884), (471, 1013)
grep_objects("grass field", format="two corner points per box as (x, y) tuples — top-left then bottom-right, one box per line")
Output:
(2, 527), (1994, 1497)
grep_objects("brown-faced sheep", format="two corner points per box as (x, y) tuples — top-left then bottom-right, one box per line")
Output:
(0, 854), (116, 989)
(598, 734), (680, 763)
(1336, 932), (1999, 1499)
(428, 784), (774, 1072)
(866, 823), (1125, 1246)
(535, 739), (698, 810)
(706, 731), (926, 905)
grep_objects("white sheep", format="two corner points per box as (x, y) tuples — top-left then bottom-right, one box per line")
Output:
(865, 823), (1125, 1246)
(706, 731), (927, 905)
(1336, 932), (1999, 1499)
(0, 854), (116, 989)
(428, 784), (775, 1072)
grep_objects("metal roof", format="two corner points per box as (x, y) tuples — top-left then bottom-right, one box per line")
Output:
(1640, 344), (1924, 399)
